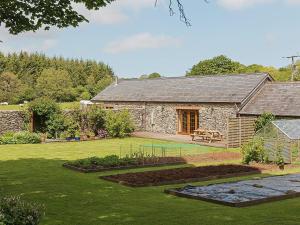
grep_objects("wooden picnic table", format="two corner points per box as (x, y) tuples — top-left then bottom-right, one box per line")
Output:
(191, 128), (223, 143)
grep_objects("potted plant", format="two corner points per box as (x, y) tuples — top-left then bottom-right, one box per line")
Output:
(74, 131), (80, 141)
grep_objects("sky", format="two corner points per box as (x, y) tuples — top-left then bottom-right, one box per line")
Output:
(1, 0), (300, 78)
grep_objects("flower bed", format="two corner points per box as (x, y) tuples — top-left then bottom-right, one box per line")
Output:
(101, 164), (261, 187)
(63, 155), (186, 173)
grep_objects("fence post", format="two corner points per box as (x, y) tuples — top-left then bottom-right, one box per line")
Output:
(226, 117), (229, 149)
(239, 117), (242, 147)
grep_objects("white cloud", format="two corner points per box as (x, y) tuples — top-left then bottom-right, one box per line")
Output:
(217, 0), (274, 10)
(75, 0), (154, 25)
(104, 32), (181, 54)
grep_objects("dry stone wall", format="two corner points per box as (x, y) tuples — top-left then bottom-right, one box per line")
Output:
(0, 110), (25, 135)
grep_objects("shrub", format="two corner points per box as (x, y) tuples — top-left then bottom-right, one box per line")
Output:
(0, 196), (44, 225)
(13, 132), (41, 144)
(241, 137), (267, 164)
(255, 112), (275, 132)
(27, 97), (61, 133)
(69, 155), (137, 169)
(0, 132), (16, 145)
(46, 114), (67, 139)
(105, 110), (134, 138)
(87, 106), (106, 135)
(0, 132), (41, 145)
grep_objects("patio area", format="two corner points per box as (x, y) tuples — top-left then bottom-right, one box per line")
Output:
(132, 132), (227, 148)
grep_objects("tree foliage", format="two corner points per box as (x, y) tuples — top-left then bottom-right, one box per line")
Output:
(0, 71), (22, 103)
(36, 68), (74, 102)
(187, 55), (244, 76)
(187, 55), (294, 81)
(0, 52), (114, 103)
(0, 0), (115, 35)
(139, 72), (162, 79)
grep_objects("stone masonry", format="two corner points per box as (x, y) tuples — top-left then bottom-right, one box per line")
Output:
(0, 111), (26, 135)
(102, 102), (238, 136)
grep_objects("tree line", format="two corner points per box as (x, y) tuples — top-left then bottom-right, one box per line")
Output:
(0, 52), (114, 104)
(186, 55), (294, 81)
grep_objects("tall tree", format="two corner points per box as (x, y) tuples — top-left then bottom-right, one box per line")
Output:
(36, 68), (75, 102)
(186, 55), (244, 76)
(0, 72), (22, 103)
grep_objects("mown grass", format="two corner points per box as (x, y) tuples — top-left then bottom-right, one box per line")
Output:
(0, 102), (79, 111)
(1, 137), (300, 225)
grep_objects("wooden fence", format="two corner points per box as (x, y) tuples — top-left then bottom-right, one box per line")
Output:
(227, 117), (256, 148)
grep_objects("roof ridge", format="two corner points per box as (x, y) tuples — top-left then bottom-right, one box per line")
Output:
(118, 73), (268, 81)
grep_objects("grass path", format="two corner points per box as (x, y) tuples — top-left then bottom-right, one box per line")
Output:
(1, 137), (300, 225)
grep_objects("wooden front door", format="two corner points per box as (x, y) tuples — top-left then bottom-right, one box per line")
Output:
(178, 110), (199, 135)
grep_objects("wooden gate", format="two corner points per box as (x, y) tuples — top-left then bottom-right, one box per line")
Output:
(227, 117), (256, 148)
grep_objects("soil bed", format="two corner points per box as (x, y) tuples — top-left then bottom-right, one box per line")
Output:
(101, 164), (261, 187)
(63, 157), (186, 173)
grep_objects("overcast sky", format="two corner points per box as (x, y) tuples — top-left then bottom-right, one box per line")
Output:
(1, 0), (300, 77)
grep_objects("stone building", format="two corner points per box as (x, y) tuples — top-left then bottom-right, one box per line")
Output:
(92, 73), (272, 136)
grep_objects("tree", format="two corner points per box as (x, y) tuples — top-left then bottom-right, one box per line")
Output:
(186, 55), (244, 76)
(0, 51), (114, 101)
(36, 68), (75, 102)
(148, 72), (161, 79)
(0, 0), (115, 35)
(139, 73), (161, 79)
(0, 72), (22, 103)
(0, 0), (199, 35)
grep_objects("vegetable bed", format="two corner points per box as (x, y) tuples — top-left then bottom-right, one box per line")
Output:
(63, 155), (186, 173)
(101, 164), (261, 187)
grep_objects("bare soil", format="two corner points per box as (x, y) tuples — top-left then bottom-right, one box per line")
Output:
(101, 164), (261, 187)
(182, 152), (241, 163)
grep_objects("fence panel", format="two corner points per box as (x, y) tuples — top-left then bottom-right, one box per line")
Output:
(227, 117), (256, 148)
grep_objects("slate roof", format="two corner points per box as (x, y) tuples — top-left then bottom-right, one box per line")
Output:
(272, 120), (300, 140)
(92, 73), (270, 104)
(239, 82), (300, 117)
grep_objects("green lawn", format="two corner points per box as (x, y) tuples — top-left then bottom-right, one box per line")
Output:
(1, 137), (300, 225)
(0, 102), (79, 111)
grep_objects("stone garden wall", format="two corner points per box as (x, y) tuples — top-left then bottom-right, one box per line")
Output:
(0, 110), (25, 135)
(100, 102), (238, 135)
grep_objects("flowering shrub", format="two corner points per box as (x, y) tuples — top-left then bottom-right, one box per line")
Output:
(0, 196), (44, 225)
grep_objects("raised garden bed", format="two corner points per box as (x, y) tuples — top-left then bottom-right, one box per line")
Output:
(63, 155), (186, 173)
(165, 174), (300, 207)
(100, 164), (261, 187)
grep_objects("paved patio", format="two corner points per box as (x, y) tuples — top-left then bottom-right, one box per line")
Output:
(132, 132), (227, 148)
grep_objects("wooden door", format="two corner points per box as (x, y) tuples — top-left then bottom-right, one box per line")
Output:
(178, 110), (199, 134)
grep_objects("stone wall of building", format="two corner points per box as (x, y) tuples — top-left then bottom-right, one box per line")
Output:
(101, 102), (238, 135)
(199, 104), (238, 135)
(0, 110), (25, 135)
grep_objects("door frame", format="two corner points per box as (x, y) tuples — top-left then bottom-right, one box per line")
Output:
(177, 109), (199, 135)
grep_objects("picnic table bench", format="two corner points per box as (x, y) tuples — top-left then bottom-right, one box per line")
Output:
(191, 128), (223, 143)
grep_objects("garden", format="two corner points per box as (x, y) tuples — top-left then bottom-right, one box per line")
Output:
(0, 97), (134, 145)
(2, 112), (300, 224)
(2, 137), (300, 224)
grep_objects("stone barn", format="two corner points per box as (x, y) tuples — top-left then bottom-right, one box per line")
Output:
(92, 73), (272, 136)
